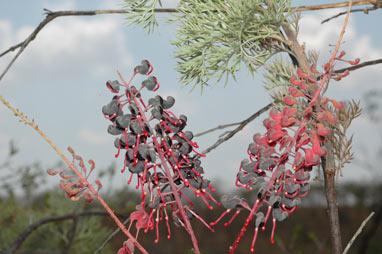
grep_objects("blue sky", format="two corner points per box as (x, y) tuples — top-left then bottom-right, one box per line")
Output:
(0, 0), (381, 191)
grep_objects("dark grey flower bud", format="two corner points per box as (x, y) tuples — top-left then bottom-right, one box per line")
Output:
(142, 76), (157, 91)
(102, 99), (119, 116)
(108, 125), (125, 135)
(282, 197), (300, 208)
(294, 169), (310, 182)
(119, 133), (137, 148)
(151, 106), (163, 120)
(128, 160), (145, 173)
(116, 114), (131, 129)
(255, 212), (265, 227)
(106, 80), (121, 93)
(130, 120), (143, 134)
(220, 195), (243, 209)
(241, 159), (257, 173)
(134, 60), (150, 75)
(162, 96), (175, 109)
(272, 208), (288, 221)
(284, 178), (299, 194)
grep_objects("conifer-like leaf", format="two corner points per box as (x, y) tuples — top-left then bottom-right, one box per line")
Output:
(172, 0), (296, 89)
(123, 0), (163, 34)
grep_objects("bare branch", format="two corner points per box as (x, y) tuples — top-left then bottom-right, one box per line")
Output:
(94, 217), (131, 254)
(199, 103), (272, 156)
(195, 122), (241, 138)
(321, 6), (381, 24)
(0, 8), (175, 82)
(342, 211), (375, 254)
(63, 215), (79, 254)
(1, 1), (378, 82)
(296, 0), (377, 11)
(334, 58), (382, 73)
(5, 211), (129, 253)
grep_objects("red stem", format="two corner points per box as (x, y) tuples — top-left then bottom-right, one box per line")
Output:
(60, 155), (148, 254)
(126, 76), (201, 254)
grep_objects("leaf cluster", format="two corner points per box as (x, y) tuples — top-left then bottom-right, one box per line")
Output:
(171, 0), (296, 90)
(0, 192), (112, 253)
(123, 0), (163, 34)
(326, 100), (362, 176)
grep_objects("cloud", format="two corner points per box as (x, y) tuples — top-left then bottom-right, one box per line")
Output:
(298, 9), (359, 62)
(42, 0), (76, 10)
(298, 9), (382, 89)
(77, 128), (110, 145)
(1, 15), (133, 86)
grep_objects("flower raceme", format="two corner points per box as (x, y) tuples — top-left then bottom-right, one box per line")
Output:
(215, 51), (360, 253)
(102, 60), (218, 250)
(46, 147), (102, 203)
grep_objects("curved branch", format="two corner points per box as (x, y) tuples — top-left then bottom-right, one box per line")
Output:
(321, 6), (381, 24)
(7, 211), (129, 253)
(1, 1), (378, 83)
(0, 8), (175, 82)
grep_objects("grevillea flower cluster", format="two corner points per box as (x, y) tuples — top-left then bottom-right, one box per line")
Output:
(47, 147), (102, 203)
(212, 51), (360, 253)
(102, 60), (217, 252)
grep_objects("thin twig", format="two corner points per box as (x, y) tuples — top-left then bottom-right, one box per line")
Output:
(0, 96), (147, 254)
(200, 103), (272, 156)
(63, 214), (79, 254)
(342, 211), (375, 254)
(334, 58), (382, 73)
(195, 122), (241, 137)
(4, 211), (128, 253)
(0, 1), (378, 82)
(0, 8), (174, 82)
(322, 6), (380, 24)
(296, 0), (376, 11)
(358, 195), (382, 253)
(94, 217), (131, 254)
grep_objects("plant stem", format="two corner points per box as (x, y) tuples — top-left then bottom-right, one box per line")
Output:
(123, 75), (201, 254)
(0, 96), (149, 254)
(323, 164), (343, 254)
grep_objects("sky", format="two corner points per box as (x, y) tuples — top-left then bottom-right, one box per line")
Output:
(0, 0), (381, 192)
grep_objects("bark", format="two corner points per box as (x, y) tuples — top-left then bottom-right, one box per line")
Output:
(323, 158), (343, 254)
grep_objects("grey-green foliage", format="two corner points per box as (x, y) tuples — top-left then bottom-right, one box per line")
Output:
(0, 191), (112, 253)
(123, 0), (163, 34)
(172, 0), (296, 90)
(264, 56), (295, 91)
(263, 55), (295, 109)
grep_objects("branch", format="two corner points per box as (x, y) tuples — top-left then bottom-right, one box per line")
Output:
(342, 211), (375, 254)
(94, 217), (131, 254)
(1, 1), (378, 82)
(358, 189), (382, 254)
(63, 214), (79, 254)
(322, 6), (381, 24)
(6, 211), (128, 253)
(323, 163), (343, 254)
(334, 58), (382, 73)
(0, 8), (175, 82)
(0, 96), (148, 254)
(296, 0), (377, 11)
(195, 122), (241, 138)
(199, 103), (272, 156)
(321, 2), (354, 254)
